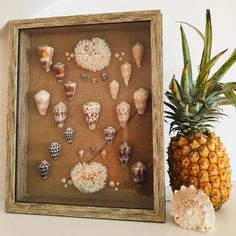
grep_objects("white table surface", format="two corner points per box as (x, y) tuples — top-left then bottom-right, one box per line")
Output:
(0, 184), (235, 236)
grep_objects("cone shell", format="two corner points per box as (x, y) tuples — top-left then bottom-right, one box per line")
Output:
(34, 90), (50, 116)
(64, 81), (76, 101)
(131, 161), (147, 185)
(170, 185), (215, 232)
(38, 160), (50, 179)
(53, 102), (68, 128)
(116, 101), (130, 128)
(104, 126), (116, 144)
(119, 142), (132, 166)
(37, 45), (54, 72)
(78, 149), (85, 159)
(101, 149), (107, 159)
(64, 127), (75, 144)
(109, 80), (120, 100)
(132, 42), (144, 68)
(48, 142), (62, 160)
(83, 102), (101, 130)
(53, 62), (65, 82)
(133, 88), (149, 115)
(120, 61), (132, 86)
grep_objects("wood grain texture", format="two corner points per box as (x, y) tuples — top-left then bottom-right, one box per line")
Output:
(6, 10), (164, 222)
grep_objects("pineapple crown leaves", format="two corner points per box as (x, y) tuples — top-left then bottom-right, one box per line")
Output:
(165, 10), (236, 135)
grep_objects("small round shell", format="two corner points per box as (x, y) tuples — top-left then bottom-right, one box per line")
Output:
(170, 185), (215, 232)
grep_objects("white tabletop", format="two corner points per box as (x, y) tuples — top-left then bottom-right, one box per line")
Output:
(0, 184), (235, 236)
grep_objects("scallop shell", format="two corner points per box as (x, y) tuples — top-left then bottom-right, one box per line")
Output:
(53, 102), (68, 128)
(83, 102), (101, 130)
(37, 45), (54, 72)
(120, 61), (132, 86)
(34, 90), (50, 116)
(53, 62), (65, 82)
(170, 185), (215, 232)
(64, 81), (76, 101)
(132, 42), (144, 68)
(109, 80), (120, 100)
(133, 88), (149, 115)
(116, 101), (131, 128)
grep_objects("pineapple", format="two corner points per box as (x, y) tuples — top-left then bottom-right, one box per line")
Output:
(166, 10), (236, 209)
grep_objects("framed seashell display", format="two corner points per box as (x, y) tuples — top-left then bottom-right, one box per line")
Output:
(6, 10), (164, 223)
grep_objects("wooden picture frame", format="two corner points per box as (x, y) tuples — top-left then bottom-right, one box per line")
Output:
(6, 10), (164, 222)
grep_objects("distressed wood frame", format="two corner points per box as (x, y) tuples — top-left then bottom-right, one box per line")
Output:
(6, 10), (164, 222)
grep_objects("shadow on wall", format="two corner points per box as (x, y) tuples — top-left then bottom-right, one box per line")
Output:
(0, 23), (9, 201)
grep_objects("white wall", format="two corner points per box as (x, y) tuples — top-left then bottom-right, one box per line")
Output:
(1, 0), (236, 201)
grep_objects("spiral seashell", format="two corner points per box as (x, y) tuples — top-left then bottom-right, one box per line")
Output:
(38, 160), (50, 179)
(53, 62), (65, 82)
(109, 80), (119, 100)
(83, 102), (101, 130)
(37, 45), (54, 72)
(64, 127), (75, 144)
(133, 88), (149, 115)
(131, 161), (147, 185)
(170, 185), (215, 232)
(116, 101), (130, 128)
(64, 81), (76, 101)
(132, 42), (144, 68)
(48, 142), (62, 160)
(53, 102), (68, 128)
(119, 142), (132, 166)
(120, 61), (132, 86)
(34, 90), (50, 116)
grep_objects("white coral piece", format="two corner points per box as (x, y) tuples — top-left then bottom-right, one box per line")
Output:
(170, 185), (215, 232)
(71, 162), (107, 193)
(74, 37), (112, 72)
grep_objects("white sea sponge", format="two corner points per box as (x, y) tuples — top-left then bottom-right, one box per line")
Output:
(74, 37), (112, 72)
(170, 185), (215, 232)
(71, 162), (107, 193)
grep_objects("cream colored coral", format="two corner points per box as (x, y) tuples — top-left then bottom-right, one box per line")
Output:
(170, 185), (215, 232)
(74, 37), (111, 72)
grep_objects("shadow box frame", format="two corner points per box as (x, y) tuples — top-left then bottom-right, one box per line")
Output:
(5, 10), (165, 222)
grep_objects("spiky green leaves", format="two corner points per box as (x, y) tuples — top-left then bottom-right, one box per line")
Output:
(165, 10), (236, 135)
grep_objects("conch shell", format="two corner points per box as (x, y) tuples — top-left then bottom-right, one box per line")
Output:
(120, 61), (132, 86)
(34, 90), (50, 116)
(170, 185), (215, 232)
(53, 102), (68, 128)
(132, 42), (144, 68)
(53, 62), (65, 82)
(37, 45), (54, 72)
(109, 80), (119, 100)
(83, 102), (101, 130)
(116, 101), (131, 128)
(64, 81), (76, 101)
(133, 88), (149, 115)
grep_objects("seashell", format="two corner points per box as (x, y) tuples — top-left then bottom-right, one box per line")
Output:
(64, 127), (75, 144)
(83, 102), (101, 130)
(116, 101), (131, 128)
(89, 146), (96, 156)
(78, 149), (85, 159)
(120, 61), (132, 86)
(34, 90), (50, 116)
(49, 142), (62, 160)
(132, 42), (144, 68)
(119, 142), (132, 166)
(131, 161), (147, 185)
(71, 162), (108, 193)
(37, 45), (54, 72)
(38, 160), (50, 179)
(101, 72), (109, 82)
(104, 126), (116, 144)
(53, 102), (68, 128)
(170, 185), (215, 232)
(109, 181), (115, 187)
(91, 78), (97, 84)
(53, 62), (65, 82)
(101, 149), (107, 159)
(81, 73), (88, 81)
(109, 80), (120, 100)
(133, 88), (150, 115)
(64, 81), (76, 101)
